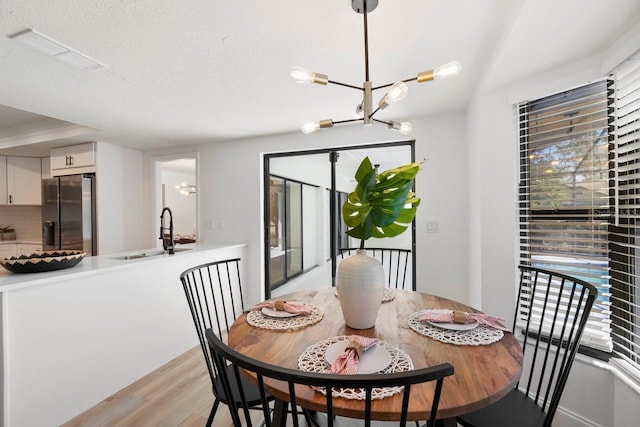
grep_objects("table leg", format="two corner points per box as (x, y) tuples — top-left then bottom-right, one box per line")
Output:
(272, 398), (288, 427)
(434, 418), (457, 427)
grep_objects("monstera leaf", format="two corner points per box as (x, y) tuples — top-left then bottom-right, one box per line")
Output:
(342, 157), (423, 247)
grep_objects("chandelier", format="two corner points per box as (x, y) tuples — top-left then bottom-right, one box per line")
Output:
(291, 0), (461, 135)
(175, 183), (196, 195)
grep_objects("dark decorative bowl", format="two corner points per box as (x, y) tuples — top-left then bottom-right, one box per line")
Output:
(0, 250), (86, 273)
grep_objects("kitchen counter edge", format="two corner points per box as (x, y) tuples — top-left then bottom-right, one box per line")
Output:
(0, 243), (247, 292)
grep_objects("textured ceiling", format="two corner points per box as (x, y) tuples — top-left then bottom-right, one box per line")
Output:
(0, 0), (639, 156)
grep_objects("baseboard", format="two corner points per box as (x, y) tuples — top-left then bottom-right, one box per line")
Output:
(554, 404), (604, 427)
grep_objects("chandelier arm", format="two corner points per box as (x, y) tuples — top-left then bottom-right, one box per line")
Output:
(334, 118), (365, 125)
(372, 77), (419, 91)
(369, 107), (381, 119)
(372, 118), (392, 126)
(328, 80), (365, 91)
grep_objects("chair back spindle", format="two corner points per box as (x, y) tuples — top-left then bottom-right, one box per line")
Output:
(339, 247), (413, 290)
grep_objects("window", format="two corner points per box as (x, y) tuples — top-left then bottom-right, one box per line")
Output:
(610, 51), (640, 370)
(518, 80), (613, 354)
(519, 50), (640, 372)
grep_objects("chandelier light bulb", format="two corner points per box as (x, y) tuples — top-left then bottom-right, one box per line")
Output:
(301, 121), (320, 133)
(385, 81), (409, 103)
(388, 120), (413, 135)
(433, 61), (462, 79)
(398, 122), (413, 134)
(291, 66), (313, 83)
(290, 66), (328, 85)
(378, 81), (409, 109)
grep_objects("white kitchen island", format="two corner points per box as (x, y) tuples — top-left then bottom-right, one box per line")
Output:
(0, 243), (247, 427)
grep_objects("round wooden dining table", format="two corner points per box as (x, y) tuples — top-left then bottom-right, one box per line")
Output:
(227, 287), (523, 423)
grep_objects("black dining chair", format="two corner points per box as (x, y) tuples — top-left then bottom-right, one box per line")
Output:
(456, 265), (599, 427)
(339, 247), (414, 290)
(206, 328), (454, 427)
(180, 258), (273, 427)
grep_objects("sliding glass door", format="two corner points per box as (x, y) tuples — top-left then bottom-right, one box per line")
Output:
(263, 141), (416, 297)
(269, 176), (312, 288)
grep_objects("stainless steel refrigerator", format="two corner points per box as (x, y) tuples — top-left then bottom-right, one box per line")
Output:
(42, 174), (96, 255)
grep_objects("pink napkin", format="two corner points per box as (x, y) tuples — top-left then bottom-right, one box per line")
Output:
(252, 300), (312, 315)
(329, 335), (379, 375)
(418, 308), (509, 331)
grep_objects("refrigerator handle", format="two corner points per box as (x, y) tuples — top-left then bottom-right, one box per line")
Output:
(44, 221), (56, 247)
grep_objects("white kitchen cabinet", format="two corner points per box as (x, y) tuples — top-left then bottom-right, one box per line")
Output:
(0, 156), (7, 205)
(50, 142), (96, 176)
(6, 157), (42, 205)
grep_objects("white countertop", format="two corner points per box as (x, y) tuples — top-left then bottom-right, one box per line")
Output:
(0, 242), (246, 292)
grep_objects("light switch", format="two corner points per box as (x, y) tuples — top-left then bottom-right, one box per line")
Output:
(426, 221), (439, 233)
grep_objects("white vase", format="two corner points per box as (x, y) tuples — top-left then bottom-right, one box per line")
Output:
(336, 249), (385, 329)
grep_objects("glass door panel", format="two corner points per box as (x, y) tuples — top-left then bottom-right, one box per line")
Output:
(269, 177), (285, 286)
(286, 181), (303, 277)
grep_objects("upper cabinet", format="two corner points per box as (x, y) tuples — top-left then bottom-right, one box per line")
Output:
(2, 156), (42, 205)
(50, 142), (96, 176)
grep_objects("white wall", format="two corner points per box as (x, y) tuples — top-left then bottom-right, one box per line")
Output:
(95, 142), (144, 255)
(144, 115), (469, 308)
(467, 22), (640, 427)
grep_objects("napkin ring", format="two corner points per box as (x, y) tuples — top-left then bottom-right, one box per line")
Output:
(345, 340), (364, 357)
(453, 311), (467, 324)
(274, 300), (286, 311)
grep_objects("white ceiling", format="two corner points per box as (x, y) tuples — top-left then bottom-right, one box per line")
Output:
(0, 0), (639, 157)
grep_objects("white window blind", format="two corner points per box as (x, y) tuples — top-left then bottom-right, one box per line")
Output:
(610, 50), (640, 369)
(518, 80), (613, 353)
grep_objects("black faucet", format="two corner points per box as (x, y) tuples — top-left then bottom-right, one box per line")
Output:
(159, 207), (175, 255)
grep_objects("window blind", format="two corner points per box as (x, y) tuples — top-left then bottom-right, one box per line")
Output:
(610, 50), (640, 369)
(518, 80), (613, 353)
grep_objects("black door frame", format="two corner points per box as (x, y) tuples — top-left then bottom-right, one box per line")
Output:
(263, 140), (416, 299)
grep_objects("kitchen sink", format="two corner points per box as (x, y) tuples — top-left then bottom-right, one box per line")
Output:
(111, 247), (192, 260)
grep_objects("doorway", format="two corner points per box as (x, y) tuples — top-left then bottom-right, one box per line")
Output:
(153, 154), (198, 248)
(263, 141), (416, 298)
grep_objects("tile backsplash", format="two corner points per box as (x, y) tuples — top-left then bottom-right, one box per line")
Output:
(0, 206), (42, 241)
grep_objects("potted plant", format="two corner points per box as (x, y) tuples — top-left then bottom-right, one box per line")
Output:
(337, 156), (423, 329)
(1, 226), (16, 241)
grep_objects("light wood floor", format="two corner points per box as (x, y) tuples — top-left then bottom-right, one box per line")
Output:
(63, 345), (434, 427)
(63, 346), (217, 427)
(62, 346), (313, 427)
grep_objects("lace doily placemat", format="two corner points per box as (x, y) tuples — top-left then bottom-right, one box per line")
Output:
(246, 305), (323, 331)
(333, 288), (396, 303)
(408, 313), (504, 346)
(298, 335), (414, 400)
